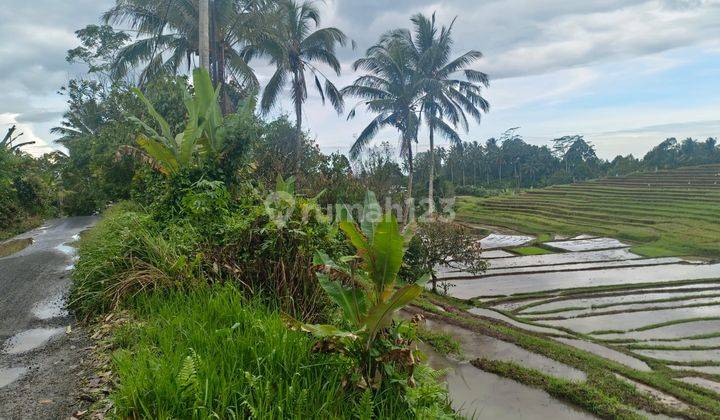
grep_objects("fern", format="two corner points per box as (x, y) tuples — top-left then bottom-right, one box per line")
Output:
(354, 388), (374, 420)
(177, 348), (201, 402)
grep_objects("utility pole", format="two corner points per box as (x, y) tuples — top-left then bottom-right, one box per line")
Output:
(199, 0), (210, 70)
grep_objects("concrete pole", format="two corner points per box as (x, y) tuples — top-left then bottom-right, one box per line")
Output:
(199, 0), (210, 70)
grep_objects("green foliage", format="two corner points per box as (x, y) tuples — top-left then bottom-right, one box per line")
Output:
(130, 68), (226, 176)
(0, 130), (57, 237)
(293, 193), (427, 390)
(109, 285), (454, 418)
(402, 219), (487, 291)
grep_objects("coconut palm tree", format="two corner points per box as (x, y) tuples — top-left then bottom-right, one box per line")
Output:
(342, 34), (422, 211)
(103, 0), (266, 112)
(247, 0), (347, 173)
(399, 13), (489, 213)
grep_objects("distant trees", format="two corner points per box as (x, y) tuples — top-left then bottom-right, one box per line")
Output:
(413, 132), (720, 196)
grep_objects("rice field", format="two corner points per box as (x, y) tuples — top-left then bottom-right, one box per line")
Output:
(455, 164), (720, 258)
(419, 166), (720, 417)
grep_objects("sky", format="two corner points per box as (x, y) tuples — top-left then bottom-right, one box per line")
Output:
(2, 0), (719, 159)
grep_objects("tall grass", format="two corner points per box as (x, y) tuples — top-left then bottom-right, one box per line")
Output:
(69, 202), (204, 320)
(110, 286), (455, 419)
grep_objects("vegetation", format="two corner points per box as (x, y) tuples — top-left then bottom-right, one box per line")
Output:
(3, 0), (719, 418)
(0, 126), (57, 239)
(456, 164), (720, 257)
(110, 286), (454, 418)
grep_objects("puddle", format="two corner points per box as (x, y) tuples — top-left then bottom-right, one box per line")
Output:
(678, 377), (720, 394)
(614, 374), (690, 411)
(542, 305), (720, 334)
(480, 233), (534, 249)
(422, 345), (595, 420)
(554, 338), (651, 371)
(467, 307), (570, 336)
(424, 319), (585, 381)
(0, 238), (33, 258)
(634, 349), (720, 363)
(31, 294), (68, 320)
(54, 243), (76, 256)
(526, 297), (720, 320)
(482, 249), (516, 258)
(0, 366), (27, 388)
(443, 263), (720, 298)
(522, 290), (720, 315)
(599, 320), (720, 341)
(545, 238), (628, 252)
(2, 328), (65, 355)
(668, 365), (720, 375)
(485, 257), (683, 277)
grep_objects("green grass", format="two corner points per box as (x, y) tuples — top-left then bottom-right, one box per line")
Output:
(110, 286), (456, 419)
(417, 327), (463, 357)
(509, 246), (553, 256)
(455, 165), (720, 258)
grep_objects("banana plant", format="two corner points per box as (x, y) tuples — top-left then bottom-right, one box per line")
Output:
(291, 192), (426, 386)
(128, 68), (224, 176)
(1, 125), (35, 151)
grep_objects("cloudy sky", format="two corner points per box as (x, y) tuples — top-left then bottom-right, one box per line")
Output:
(2, 0), (719, 159)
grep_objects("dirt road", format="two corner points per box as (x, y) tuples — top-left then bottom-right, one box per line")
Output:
(0, 217), (97, 420)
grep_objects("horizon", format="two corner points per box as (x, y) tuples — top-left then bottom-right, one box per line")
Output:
(1, 0), (719, 160)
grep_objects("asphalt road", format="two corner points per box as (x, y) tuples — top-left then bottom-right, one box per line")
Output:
(0, 217), (97, 420)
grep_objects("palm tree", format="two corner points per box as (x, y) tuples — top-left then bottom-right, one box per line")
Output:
(399, 13), (489, 213)
(248, 0), (347, 173)
(103, 0), (266, 112)
(342, 34), (422, 212)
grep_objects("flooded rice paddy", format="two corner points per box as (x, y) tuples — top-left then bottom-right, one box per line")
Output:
(479, 233), (534, 249)
(442, 263), (720, 298)
(425, 230), (720, 413)
(422, 345), (596, 419)
(544, 237), (628, 252)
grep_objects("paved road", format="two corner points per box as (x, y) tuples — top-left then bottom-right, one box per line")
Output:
(0, 217), (97, 419)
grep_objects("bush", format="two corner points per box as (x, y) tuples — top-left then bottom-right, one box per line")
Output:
(110, 285), (455, 419)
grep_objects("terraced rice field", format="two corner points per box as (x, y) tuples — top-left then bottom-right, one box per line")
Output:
(424, 232), (720, 417)
(422, 166), (720, 418)
(456, 164), (720, 257)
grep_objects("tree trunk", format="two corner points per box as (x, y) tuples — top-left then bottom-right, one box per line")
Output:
(405, 138), (414, 223)
(293, 71), (303, 177)
(428, 127), (435, 214)
(199, 0), (210, 70)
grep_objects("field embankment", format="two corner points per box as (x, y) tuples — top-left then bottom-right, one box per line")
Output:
(456, 164), (720, 258)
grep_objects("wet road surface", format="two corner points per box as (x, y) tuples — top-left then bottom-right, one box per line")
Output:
(0, 217), (96, 419)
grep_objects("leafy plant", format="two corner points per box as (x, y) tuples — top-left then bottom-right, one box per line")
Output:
(1, 125), (35, 151)
(403, 219), (487, 292)
(127, 68), (224, 176)
(291, 193), (426, 388)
